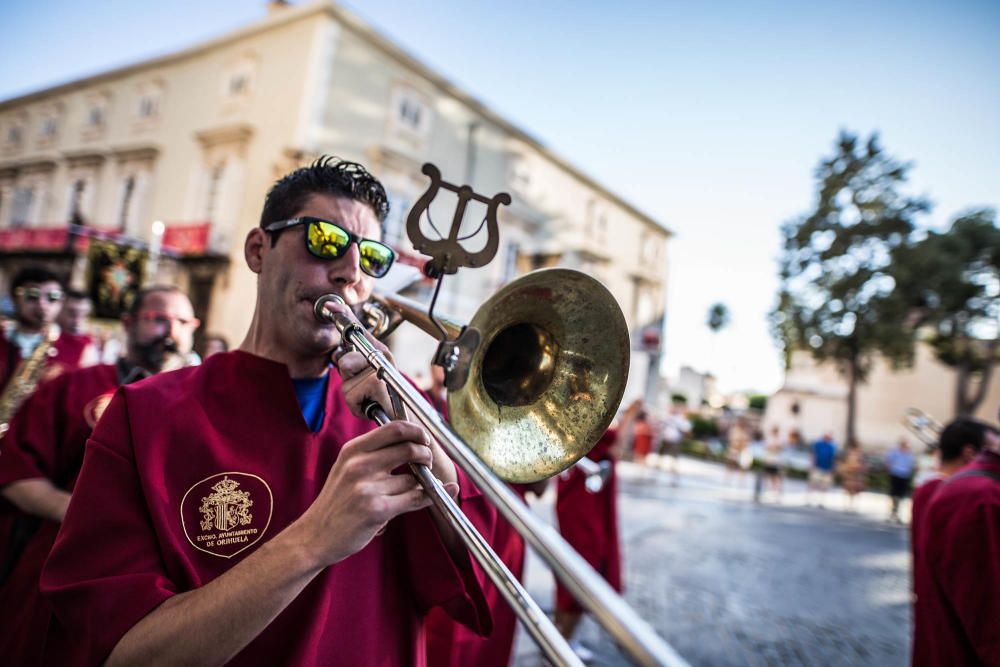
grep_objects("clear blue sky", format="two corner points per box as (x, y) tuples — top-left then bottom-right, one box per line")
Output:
(2, 0), (998, 393)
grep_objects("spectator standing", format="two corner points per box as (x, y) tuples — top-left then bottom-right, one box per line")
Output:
(839, 445), (867, 510)
(809, 432), (838, 507)
(762, 426), (786, 499)
(725, 419), (752, 485)
(658, 404), (690, 485)
(631, 410), (653, 466)
(886, 438), (915, 523)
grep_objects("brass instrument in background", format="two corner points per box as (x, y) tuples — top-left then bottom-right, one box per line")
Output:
(903, 407), (944, 449)
(0, 326), (59, 437)
(323, 268), (688, 667)
(572, 456), (613, 493)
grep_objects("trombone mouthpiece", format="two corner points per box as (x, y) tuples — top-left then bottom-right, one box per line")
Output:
(314, 294), (346, 323)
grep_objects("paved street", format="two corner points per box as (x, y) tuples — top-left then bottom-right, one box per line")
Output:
(513, 457), (912, 666)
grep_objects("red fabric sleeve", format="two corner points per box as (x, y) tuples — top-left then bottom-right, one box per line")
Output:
(0, 372), (66, 489)
(934, 497), (1000, 665)
(40, 390), (177, 665)
(403, 465), (493, 637)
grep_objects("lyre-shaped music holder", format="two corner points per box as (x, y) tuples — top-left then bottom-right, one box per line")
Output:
(405, 163), (510, 390)
(406, 163), (511, 278)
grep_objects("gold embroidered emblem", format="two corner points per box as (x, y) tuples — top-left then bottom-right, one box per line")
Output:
(199, 476), (253, 533)
(83, 392), (115, 429)
(181, 472), (272, 559)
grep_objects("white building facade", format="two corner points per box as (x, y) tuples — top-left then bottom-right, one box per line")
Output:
(0, 1), (672, 396)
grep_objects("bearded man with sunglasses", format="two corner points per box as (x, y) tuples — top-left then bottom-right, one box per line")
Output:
(0, 267), (91, 392)
(41, 158), (492, 666)
(0, 285), (199, 666)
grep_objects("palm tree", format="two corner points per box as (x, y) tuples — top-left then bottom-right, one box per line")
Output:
(707, 303), (730, 334)
(706, 303), (731, 385)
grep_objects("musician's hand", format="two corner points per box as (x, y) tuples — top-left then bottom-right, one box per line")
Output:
(293, 422), (435, 568)
(328, 306), (459, 492)
(333, 339), (396, 421)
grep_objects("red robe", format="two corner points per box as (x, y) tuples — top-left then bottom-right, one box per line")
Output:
(0, 329), (91, 391)
(555, 428), (622, 613)
(913, 451), (1000, 666)
(0, 363), (118, 666)
(909, 475), (942, 663)
(40, 351), (492, 666)
(910, 476), (943, 571)
(426, 485), (530, 667)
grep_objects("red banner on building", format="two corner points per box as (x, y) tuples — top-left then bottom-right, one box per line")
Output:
(0, 227), (72, 252)
(162, 223), (210, 255)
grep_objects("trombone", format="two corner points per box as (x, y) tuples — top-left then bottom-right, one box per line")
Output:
(902, 408), (943, 449)
(317, 268), (687, 667)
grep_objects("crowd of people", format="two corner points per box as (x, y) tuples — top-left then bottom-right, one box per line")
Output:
(616, 400), (1000, 665)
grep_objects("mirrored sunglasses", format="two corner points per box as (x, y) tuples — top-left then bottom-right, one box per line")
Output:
(264, 217), (396, 279)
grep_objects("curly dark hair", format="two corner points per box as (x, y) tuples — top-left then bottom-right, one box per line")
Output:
(12, 266), (62, 293)
(259, 157), (390, 245)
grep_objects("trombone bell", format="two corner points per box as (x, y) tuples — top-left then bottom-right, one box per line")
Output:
(448, 269), (630, 483)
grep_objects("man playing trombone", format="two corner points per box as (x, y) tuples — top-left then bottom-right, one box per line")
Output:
(41, 158), (492, 665)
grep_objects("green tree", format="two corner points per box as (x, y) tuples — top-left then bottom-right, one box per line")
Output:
(888, 209), (1000, 415)
(748, 394), (768, 411)
(771, 131), (929, 446)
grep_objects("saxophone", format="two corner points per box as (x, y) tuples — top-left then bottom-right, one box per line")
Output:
(0, 325), (60, 437)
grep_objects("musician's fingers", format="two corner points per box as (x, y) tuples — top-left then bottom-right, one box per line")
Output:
(335, 350), (374, 381)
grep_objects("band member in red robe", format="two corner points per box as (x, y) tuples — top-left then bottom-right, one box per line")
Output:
(555, 419), (626, 658)
(426, 479), (548, 667)
(41, 158), (491, 666)
(911, 418), (988, 571)
(422, 365), (544, 667)
(0, 267), (91, 391)
(913, 425), (1000, 666)
(0, 285), (197, 666)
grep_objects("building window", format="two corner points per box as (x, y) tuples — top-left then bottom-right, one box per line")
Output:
(383, 192), (410, 247)
(11, 187), (34, 227)
(118, 176), (136, 231)
(7, 125), (23, 146)
(203, 164), (226, 222)
(138, 95), (158, 119)
(223, 57), (257, 101)
(69, 179), (87, 225)
(388, 86), (431, 139)
(41, 116), (58, 139)
(229, 73), (248, 96)
(399, 98), (422, 131)
(88, 106), (104, 128)
(134, 81), (164, 124)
